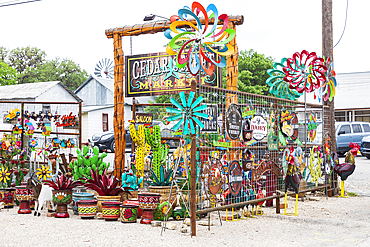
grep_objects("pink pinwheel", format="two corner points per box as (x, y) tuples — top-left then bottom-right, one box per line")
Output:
(165, 2), (235, 76)
(283, 50), (327, 93)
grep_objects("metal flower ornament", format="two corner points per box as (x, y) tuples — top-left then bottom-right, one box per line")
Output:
(165, 1), (235, 76)
(165, 91), (209, 136)
(266, 58), (303, 100)
(318, 57), (337, 102)
(283, 50), (327, 93)
(0, 167), (12, 184)
(35, 164), (52, 181)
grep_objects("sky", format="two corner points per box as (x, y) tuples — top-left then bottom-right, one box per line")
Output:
(0, 0), (368, 76)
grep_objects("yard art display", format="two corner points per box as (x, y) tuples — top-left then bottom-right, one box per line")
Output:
(280, 110), (299, 141)
(165, 2), (235, 76)
(250, 116), (267, 141)
(226, 104), (242, 140)
(165, 91), (209, 136)
(318, 57), (337, 102)
(308, 113), (317, 142)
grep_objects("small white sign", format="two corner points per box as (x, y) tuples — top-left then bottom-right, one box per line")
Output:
(250, 116), (267, 141)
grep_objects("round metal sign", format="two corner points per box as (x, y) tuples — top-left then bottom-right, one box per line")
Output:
(228, 160), (243, 196)
(226, 104), (242, 140)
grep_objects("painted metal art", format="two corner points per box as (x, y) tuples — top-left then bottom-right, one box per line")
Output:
(130, 123), (150, 182)
(165, 2), (235, 76)
(145, 125), (162, 179)
(266, 58), (302, 100)
(165, 91), (209, 136)
(283, 50), (327, 93)
(318, 57), (337, 102)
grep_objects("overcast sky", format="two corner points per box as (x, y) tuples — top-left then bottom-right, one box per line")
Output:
(0, 0), (368, 76)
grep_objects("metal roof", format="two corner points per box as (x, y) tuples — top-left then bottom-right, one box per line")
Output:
(0, 81), (82, 102)
(74, 75), (114, 94)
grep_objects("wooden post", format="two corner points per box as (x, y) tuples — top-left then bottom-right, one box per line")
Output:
(78, 101), (82, 149)
(276, 191), (280, 214)
(225, 21), (239, 161)
(322, 0), (337, 195)
(112, 33), (125, 178)
(190, 81), (197, 237)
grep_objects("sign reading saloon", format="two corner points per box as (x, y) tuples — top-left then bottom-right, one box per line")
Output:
(125, 52), (222, 97)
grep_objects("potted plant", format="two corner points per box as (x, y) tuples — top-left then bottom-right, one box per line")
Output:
(44, 174), (84, 218)
(83, 168), (131, 212)
(148, 164), (176, 208)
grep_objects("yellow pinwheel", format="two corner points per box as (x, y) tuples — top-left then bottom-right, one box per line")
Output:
(0, 167), (12, 184)
(35, 165), (52, 181)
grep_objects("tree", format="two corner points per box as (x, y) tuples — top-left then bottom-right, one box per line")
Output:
(224, 49), (273, 95)
(0, 46), (88, 89)
(0, 62), (18, 86)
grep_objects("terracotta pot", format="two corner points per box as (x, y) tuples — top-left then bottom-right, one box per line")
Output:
(148, 186), (177, 208)
(72, 192), (95, 215)
(120, 204), (139, 223)
(15, 186), (34, 214)
(138, 192), (160, 224)
(77, 200), (97, 219)
(102, 201), (121, 221)
(52, 190), (72, 218)
(122, 199), (142, 218)
(0, 188), (16, 208)
(96, 195), (121, 212)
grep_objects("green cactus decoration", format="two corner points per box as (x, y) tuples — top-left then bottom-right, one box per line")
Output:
(145, 125), (162, 178)
(149, 165), (173, 186)
(70, 146), (110, 180)
(129, 123), (150, 182)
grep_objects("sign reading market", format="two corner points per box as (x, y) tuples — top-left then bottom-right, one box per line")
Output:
(125, 52), (222, 97)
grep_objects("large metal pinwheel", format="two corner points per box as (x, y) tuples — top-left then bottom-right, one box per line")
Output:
(283, 50), (327, 93)
(266, 58), (303, 100)
(165, 1), (235, 76)
(318, 57), (337, 102)
(165, 91), (209, 136)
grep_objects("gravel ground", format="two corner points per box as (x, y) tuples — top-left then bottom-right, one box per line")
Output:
(1, 193), (370, 247)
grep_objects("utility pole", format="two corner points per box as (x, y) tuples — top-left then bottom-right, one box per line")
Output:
(322, 0), (337, 195)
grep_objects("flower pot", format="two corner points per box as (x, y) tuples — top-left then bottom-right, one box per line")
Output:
(138, 192), (160, 224)
(72, 192), (95, 215)
(52, 190), (72, 218)
(96, 195), (121, 213)
(101, 201), (121, 221)
(15, 186), (34, 214)
(148, 186), (177, 209)
(0, 188), (16, 208)
(120, 204), (139, 223)
(122, 199), (143, 218)
(77, 200), (97, 219)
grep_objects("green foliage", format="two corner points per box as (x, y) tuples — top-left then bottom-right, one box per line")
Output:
(0, 62), (18, 86)
(0, 46), (88, 90)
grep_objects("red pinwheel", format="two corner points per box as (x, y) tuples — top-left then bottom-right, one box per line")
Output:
(283, 50), (327, 93)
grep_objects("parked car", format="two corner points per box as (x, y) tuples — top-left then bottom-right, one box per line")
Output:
(336, 121), (370, 155)
(360, 135), (370, 159)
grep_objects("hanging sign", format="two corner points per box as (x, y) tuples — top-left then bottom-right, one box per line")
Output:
(125, 52), (222, 97)
(250, 116), (267, 141)
(55, 112), (78, 129)
(280, 110), (299, 139)
(201, 104), (218, 132)
(228, 160), (242, 196)
(226, 104), (242, 140)
(135, 113), (153, 124)
(242, 119), (253, 142)
(267, 134), (278, 151)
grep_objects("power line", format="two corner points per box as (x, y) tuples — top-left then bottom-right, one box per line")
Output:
(332, 0), (348, 49)
(0, 0), (41, 8)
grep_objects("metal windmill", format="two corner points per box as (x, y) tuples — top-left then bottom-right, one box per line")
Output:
(94, 58), (114, 79)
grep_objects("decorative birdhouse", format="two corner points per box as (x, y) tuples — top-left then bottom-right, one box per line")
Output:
(24, 120), (35, 135)
(42, 123), (52, 136)
(52, 138), (60, 148)
(67, 139), (75, 148)
(60, 139), (67, 148)
(12, 124), (23, 134)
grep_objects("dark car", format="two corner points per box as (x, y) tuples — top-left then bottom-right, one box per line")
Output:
(89, 127), (132, 153)
(360, 135), (370, 159)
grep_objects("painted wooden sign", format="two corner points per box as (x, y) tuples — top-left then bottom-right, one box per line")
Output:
(125, 52), (222, 97)
(228, 160), (243, 196)
(226, 104), (242, 140)
(201, 104), (218, 132)
(135, 113), (153, 124)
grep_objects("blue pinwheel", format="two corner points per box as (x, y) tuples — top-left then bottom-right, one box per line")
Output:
(165, 91), (209, 136)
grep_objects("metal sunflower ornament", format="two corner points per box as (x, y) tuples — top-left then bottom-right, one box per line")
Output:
(35, 164), (52, 181)
(0, 167), (12, 185)
(165, 91), (209, 136)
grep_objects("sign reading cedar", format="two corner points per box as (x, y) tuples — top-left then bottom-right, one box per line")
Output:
(125, 52), (222, 97)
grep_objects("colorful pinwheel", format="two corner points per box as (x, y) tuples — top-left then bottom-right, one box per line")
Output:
(318, 57), (337, 102)
(29, 138), (37, 148)
(283, 50), (327, 93)
(266, 58), (303, 100)
(165, 91), (209, 135)
(165, 2), (235, 76)
(0, 167), (12, 184)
